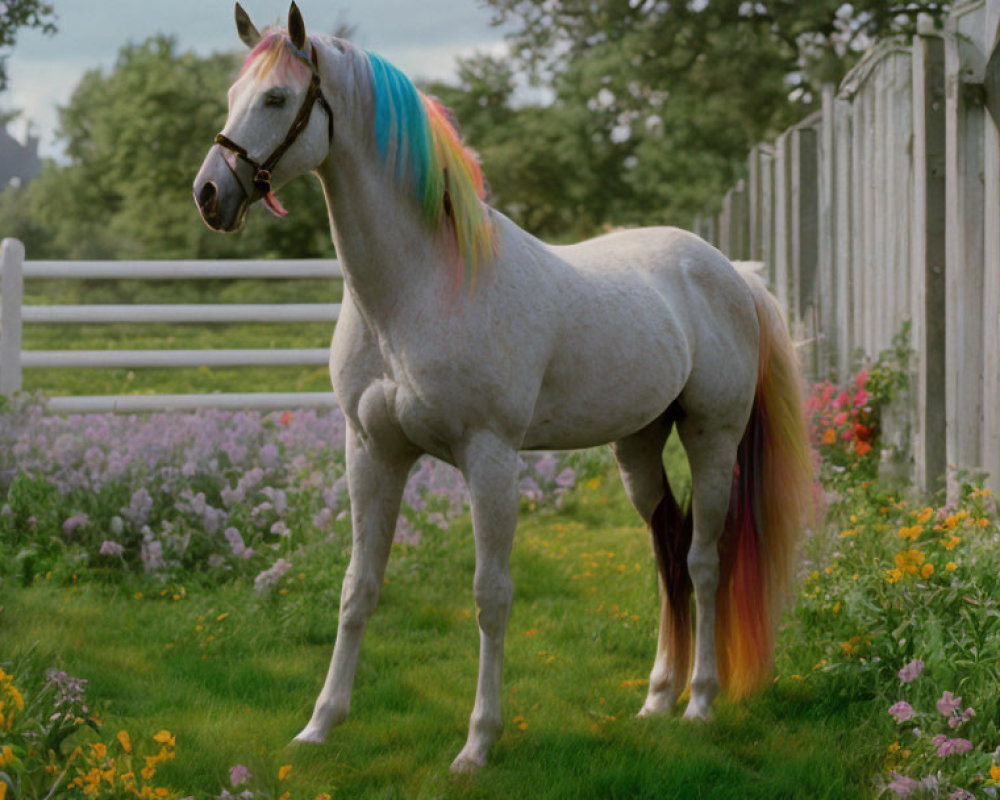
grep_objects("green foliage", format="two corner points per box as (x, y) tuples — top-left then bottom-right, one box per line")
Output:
(792, 338), (1000, 798)
(0, 472), (881, 799)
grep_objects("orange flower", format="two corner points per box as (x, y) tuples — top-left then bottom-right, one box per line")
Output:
(278, 764), (293, 781)
(920, 563), (934, 579)
(885, 568), (903, 584)
(91, 743), (107, 760)
(946, 562), (957, 571)
(855, 440), (872, 456)
(152, 730), (175, 748)
(117, 730), (132, 754)
(898, 525), (923, 540)
(990, 764), (1000, 782)
(916, 507), (934, 524)
(822, 428), (837, 445)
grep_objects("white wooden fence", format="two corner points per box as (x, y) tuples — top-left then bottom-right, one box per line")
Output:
(0, 237), (341, 413)
(698, 0), (1000, 492)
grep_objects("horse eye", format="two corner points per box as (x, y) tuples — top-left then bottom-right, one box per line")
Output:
(264, 92), (287, 108)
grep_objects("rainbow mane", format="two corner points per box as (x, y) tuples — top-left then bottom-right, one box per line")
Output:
(236, 32), (496, 286)
(239, 30), (312, 85)
(366, 51), (496, 287)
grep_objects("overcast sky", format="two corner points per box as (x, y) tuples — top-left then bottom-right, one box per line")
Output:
(5, 0), (511, 158)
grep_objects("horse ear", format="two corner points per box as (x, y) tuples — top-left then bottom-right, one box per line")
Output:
(234, 3), (261, 49)
(288, 2), (307, 50)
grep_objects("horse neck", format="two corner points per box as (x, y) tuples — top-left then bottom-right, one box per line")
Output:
(314, 139), (445, 322)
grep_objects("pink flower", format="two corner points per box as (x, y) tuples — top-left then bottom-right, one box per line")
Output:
(936, 691), (962, 717)
(888, 701), (915, 723)
(948, 707), (975, 729)
(855, 369), (869, 389)
(897, 659), (924, 683)
(932, 735), (972, 757)
(229, 764), (252, 787)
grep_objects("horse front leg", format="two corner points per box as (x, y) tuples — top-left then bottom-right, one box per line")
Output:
(451, 431), (519, 773)
(294, 423), (416, 743)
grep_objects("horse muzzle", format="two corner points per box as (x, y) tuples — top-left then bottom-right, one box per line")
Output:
(193, 145), (252, 232)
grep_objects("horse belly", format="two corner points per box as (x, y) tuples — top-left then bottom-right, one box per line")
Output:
(522, 311), (690, 450)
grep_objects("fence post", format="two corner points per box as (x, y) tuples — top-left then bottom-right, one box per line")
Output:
(0, 238), (25, 399)
(912, 35), (948, 492)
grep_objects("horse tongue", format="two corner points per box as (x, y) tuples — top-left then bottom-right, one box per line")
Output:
(263, 191), (288, 218)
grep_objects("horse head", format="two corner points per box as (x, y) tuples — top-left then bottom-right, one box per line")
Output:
(193, 2), (340, 231)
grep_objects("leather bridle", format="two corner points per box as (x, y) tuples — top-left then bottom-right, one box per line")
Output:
(214, 45), (334, 201)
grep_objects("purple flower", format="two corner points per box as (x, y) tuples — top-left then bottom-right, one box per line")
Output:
(229, 764), (252, 787)
(948, 790), (974, 800)
(555, 467), (576, 490)
(534, 453), (557, 479)
(224, 527), (248, 558)
(897, 659), (924, 683)
(936, 691), (962, 717)
(887, 773), (922, 797)
(99, 540), (125, 556)
(62, 512), (89, 535)
(254, 558), (292, 594)
(141, 539), (164, 572)
(888, 701), (915, 723)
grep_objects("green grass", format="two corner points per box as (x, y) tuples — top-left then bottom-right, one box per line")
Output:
(0, 471), (884, 799)
(19, 277), (340, 397)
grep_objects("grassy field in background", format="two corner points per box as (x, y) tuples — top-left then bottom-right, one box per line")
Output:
(0, 470), (884, 799)
(19, 277), (341, 397)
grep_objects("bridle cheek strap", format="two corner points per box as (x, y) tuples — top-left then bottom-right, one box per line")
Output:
(214, 46), (334, 201)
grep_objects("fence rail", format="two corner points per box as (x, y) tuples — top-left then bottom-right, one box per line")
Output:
(698, 0), (1000, 492)
(0, 238), (340, 412)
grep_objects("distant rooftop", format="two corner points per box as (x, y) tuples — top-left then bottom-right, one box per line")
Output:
(0, 123), (42, 188)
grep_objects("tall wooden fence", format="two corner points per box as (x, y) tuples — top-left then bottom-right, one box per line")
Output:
(698, 0), (1000, 492)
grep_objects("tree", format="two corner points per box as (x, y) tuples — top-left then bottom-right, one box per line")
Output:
(3, 35), (332, 260)
(0, 0), (56, 92)
(468, 0), (952, 228)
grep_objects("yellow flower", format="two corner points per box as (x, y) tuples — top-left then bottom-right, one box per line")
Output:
(117, 730), (132, 753)
(885, 568), (903, 584)
(946, 561), (957, 571)
(920, 563), (934, 579)
(991, 764), (1000, 782)
(278, 764), (293, 781)
(152, 730), (175, 748)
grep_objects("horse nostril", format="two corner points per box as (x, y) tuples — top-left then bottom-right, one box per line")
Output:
(197, 180), (219, 214)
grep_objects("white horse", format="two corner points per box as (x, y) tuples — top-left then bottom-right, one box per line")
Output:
(194, 3), (816, 772)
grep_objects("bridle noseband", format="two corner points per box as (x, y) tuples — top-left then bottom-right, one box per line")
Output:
(214, 45), (334, 200)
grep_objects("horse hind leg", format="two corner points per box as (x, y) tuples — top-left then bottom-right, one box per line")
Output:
(675, 412), (746, 721)
(611, 408), (692, 716)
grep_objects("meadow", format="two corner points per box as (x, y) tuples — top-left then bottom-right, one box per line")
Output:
(2, 279), (999, 799)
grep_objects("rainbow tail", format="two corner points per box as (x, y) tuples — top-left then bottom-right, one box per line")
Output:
(715, 269), (819, 699)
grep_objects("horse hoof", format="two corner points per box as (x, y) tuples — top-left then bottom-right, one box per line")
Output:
(681, 702), (712, 723)
(450, 747), (487, 774)
(637, 691), (677, 717)
(292, 726), (327, 745)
